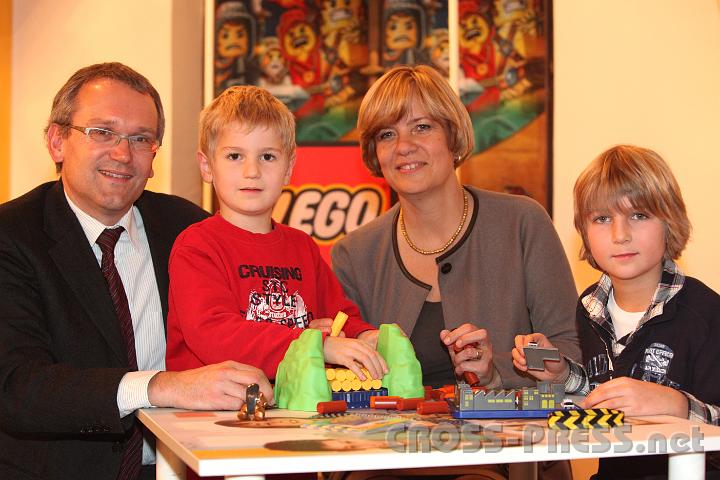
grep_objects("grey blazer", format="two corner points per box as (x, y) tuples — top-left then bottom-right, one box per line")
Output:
(332, 186), (580, 387)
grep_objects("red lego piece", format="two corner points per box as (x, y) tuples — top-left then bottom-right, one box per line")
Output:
(317, 400), (347, 414)
(417, 401), (450, 415)
(370, 396), (400, 409)
(396, 397), (423, 411)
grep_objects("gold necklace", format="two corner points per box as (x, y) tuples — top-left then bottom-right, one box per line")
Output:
(399, 191), (469, 256)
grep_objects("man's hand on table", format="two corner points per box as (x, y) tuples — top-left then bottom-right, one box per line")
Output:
(148, 361), (274, 410)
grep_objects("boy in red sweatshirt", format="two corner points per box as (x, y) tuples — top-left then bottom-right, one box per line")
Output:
(166, 86), (386, 381)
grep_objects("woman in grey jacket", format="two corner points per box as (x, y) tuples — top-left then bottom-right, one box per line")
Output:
(330, 63), (579, 480)
(331, 65), (580, 391)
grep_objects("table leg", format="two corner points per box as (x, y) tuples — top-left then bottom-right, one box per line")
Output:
(668, 452), (704, 480)
(156, 440), (187, 480)
(509, 461), (538, 480)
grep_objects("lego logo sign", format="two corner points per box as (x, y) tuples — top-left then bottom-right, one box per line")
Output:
(272, 146), (391, 264)
(274, 185), (387, 242)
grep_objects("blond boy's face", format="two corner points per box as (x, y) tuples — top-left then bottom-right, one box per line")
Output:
(585, 201), (666, 289)
(199, 122), (294, 233)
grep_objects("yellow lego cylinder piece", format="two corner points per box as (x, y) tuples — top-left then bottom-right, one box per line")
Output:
(330, 311), (349, 337)
(326, 368), (336, 381)
(331, 380), (343, 392)
(341, 380), (353, 392)
(335, 369), (347, 382)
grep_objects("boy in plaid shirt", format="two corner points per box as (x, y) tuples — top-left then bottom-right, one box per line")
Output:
(513, 145), (720, 479)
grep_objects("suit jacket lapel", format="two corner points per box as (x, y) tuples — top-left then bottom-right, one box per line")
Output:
(135, 192), (170, 327)
(44, 182), (127, 365)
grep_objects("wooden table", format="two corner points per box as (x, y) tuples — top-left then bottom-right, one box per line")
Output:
(138, 407), (720, 479)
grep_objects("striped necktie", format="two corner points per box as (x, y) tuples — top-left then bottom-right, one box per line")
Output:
(97, 227), (142, 480)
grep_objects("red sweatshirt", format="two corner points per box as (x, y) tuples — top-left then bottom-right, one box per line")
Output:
(166, 214), (373, 379)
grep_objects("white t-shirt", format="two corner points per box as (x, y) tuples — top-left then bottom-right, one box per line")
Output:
(608, 288), (645, 349)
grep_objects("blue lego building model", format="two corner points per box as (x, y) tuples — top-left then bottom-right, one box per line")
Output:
(326, 367), (389, 408)
(332, 388), (389, 409)
(451, 381), (567, 419)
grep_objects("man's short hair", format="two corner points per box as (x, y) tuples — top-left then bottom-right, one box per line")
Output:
(357, 64), (474, 177)
(45, 62), (165, 173)
(573, 144), (691, 269)
(198, 85), (296, 160)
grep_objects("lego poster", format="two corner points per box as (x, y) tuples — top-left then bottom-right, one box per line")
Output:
(212, 0), (452, 144)
(213, 0), (373, 143)
(456, 0), (552, 210)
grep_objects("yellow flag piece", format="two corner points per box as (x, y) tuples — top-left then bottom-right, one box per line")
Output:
(548, 408), (624, 430)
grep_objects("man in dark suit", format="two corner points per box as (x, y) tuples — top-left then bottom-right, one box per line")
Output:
(0, 63), (272, 479)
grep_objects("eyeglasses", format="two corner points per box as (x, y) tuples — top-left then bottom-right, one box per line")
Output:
(66, 125), (160, 155)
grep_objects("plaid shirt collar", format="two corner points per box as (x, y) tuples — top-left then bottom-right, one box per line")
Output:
(581, 259), (685, 343)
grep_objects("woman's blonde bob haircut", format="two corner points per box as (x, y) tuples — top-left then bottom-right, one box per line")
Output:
(199, 85), (296, 159)
(357, 65), (474, 177)
(573, 144), (691, 270)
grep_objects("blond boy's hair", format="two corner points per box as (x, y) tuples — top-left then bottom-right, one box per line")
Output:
(199, 85), (296, 159)
(357, 65), (474, 177)
(573, 144), (691, 269)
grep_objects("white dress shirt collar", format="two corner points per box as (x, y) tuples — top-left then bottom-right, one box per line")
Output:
(64, 193), (142, 251)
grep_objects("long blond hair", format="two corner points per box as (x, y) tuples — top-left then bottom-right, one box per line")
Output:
(574, 145), (690, 268)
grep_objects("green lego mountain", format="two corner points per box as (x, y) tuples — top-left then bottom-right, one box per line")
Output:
(376, 323), (424, 398)
(274, 329), (331, 411)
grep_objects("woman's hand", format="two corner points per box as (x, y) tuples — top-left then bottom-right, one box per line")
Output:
(324, 336), (388, 381)
(440, 323), (494, 385)
(512, 333), (569, 383)
(582, 377), (689, 418)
